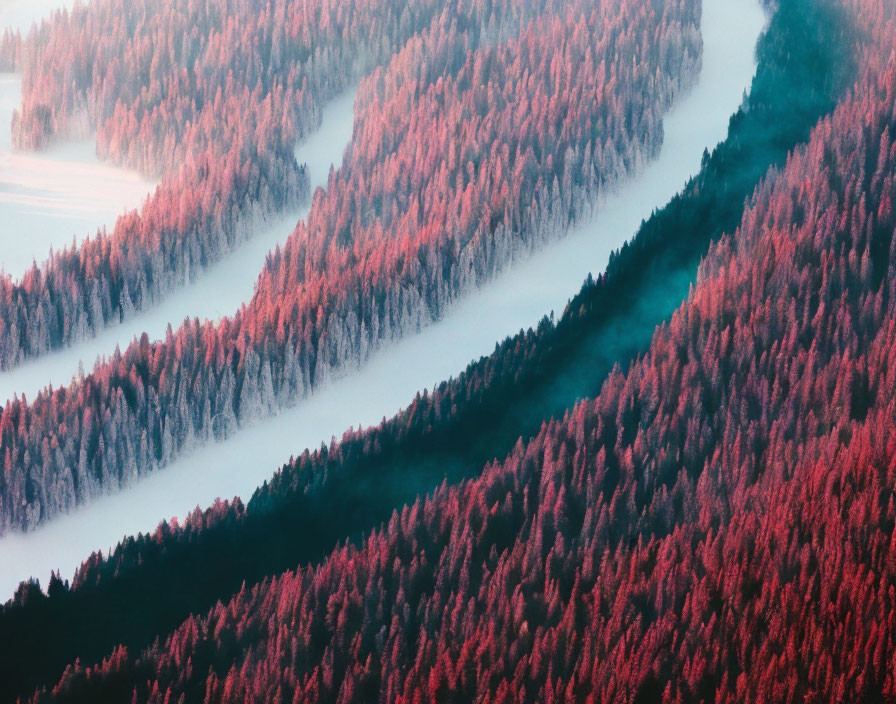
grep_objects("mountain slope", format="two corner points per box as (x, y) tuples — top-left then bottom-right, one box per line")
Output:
(0, 0), (857, 701)
(21, 0), (896, 697)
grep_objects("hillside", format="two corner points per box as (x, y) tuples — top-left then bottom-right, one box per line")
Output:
(3, 0), (894, 701)
(0, 0), (862, 700)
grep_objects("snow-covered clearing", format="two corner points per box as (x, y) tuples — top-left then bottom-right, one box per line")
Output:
(0, 74), (156, 280)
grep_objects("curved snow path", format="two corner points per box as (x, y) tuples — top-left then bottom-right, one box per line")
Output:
(0, 88), (357, 405)
(0, 0), (766, 599)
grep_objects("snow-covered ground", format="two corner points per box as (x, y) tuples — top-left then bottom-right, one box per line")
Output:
(0, 0), (766, 599)
(0, 87), (357, 404)
(0, 74), (156, 280)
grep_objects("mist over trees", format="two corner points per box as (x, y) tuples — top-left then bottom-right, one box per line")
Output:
(0, 0), (701, 532)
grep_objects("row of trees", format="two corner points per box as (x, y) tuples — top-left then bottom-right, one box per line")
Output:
(0, 0), (859, 700)
(18, 0), (896, 700)
(0, 0), (702, 532)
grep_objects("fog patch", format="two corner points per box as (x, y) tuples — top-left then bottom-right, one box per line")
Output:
(1, 0), (84, 34)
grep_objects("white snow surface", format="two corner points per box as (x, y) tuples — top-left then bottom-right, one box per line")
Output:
(0, 74), (157, 281)
(0, 87), (357, 405)
(0, 0), (81, 34)
(0, 0), (766, 599)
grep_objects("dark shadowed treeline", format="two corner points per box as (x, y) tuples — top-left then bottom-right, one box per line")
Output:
(17, 0), (896, 698)
(0, 0), (700, 533)
(0, 1), (855, 701)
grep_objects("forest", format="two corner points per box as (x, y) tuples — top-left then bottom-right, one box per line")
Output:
(4, 0), (896, 700)
(0, 0), (860, 700)
(11, 0), (896, 694)
(0, 0), (701, 532)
